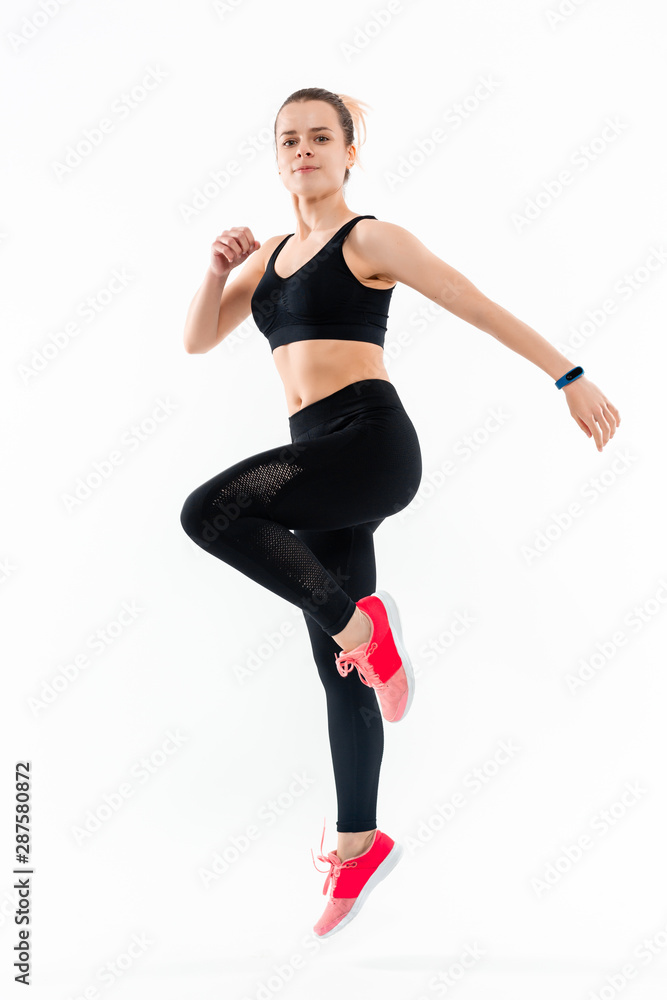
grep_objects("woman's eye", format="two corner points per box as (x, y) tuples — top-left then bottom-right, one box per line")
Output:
(284, 136), (329, 146)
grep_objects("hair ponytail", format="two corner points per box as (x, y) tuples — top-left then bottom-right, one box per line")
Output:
(335, 93), (371, 171)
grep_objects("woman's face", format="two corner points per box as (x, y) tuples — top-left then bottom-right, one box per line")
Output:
(275, 100), (354, 194)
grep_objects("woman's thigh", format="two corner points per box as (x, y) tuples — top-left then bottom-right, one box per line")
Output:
(186, 408), (422, 534)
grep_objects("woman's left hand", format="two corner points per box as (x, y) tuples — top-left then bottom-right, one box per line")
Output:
(562, 375), (621, 452)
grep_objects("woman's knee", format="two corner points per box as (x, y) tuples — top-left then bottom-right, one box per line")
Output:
(180, 479), (251, 547)
(180, 484), (207, 542)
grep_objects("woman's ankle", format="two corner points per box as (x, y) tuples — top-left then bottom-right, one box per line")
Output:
(336, 828), (376, 861)
(333, 608), (372, 652)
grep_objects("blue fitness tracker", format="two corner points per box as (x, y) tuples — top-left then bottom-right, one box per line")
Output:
(555, 366), (584, 389)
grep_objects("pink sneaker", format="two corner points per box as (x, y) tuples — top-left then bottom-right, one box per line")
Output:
(311, 818), (403, 938)
(334, 590), (415, 723)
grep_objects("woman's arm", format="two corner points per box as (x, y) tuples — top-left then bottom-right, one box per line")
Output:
(358, 221), (621, 452)
(183, 268), (229, 354)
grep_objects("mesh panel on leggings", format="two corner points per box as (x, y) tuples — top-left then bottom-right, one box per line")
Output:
(211, 459), (302, 510)
(251, 522), (341, 612)
(208, 458), (343, 620)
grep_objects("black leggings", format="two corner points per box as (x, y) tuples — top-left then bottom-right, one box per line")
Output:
(180, 378), (422, 832)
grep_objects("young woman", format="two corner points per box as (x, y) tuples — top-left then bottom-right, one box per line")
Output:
(180, 87), (620, 939)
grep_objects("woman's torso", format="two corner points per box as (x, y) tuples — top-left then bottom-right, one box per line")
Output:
(256, 215), (396, 417)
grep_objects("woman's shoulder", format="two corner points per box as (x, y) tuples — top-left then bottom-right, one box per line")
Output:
(349, 217), (416, 256)
(356, 216), (409, 234)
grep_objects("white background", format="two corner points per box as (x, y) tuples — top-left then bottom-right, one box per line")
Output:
(2, 0), (666, 997)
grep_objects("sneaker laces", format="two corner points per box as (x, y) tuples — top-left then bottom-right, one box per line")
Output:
(335, 642), (383, 688)
(310, 817), (358, 896)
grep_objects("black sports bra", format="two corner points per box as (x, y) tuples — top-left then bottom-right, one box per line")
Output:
(250, 214), (395, 353)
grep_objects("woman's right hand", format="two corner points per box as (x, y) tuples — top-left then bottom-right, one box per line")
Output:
(210, 226), (260, 278)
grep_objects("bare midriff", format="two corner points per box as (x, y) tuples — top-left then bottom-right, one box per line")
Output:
(273, 340), (392, 417)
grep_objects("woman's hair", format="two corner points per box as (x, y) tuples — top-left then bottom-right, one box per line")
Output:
(274, 87), (370, 186)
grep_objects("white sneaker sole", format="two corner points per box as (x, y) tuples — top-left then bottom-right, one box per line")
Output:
(316, 840), (404, 940)
(372, 589), (415, 723)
